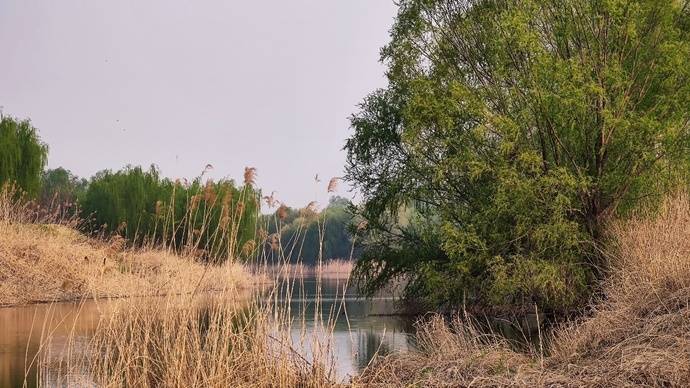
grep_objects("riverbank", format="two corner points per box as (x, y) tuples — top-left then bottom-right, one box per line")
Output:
(12, 193), (690, 386)
(0, 222), (257, 307)
(357, 193), (690, 387)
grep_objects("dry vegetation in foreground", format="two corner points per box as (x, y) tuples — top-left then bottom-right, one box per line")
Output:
(41, 293), (337, 388)
(30, 244), (353, 387)
(357, 192), (690, 387)
(0, 188), (256, 307)
(20, 186), (690, 387)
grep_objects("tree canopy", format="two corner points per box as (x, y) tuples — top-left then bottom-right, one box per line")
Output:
(80, 165), (260, 262)
(346, 0), (690, 311)
(262, 196), (359, 265)
(0, 115), (48, 196)
(40, 167), (87, 208)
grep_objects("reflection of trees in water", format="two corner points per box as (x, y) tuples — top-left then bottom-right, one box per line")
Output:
(1, 356), (34, 388)
(354, 328), (393, 371)
(1, 302), (105, 388)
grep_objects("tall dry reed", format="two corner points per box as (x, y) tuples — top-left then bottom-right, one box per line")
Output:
(38, 292), (338, 387)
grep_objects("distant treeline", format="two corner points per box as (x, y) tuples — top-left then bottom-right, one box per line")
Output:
(41, 165), (260, 261)
(0, 114), (260, 262)
(261, 196), (359, 266)
(0, 114), (357, 264)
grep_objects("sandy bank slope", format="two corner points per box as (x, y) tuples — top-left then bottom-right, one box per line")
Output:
(0, 223), (254, 306)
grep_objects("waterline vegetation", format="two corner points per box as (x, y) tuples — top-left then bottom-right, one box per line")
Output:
(38, 292), (336, 387)
(4, 0), (690, 386)
(79, 165), (260, 262)
(27, 191), (690, 386)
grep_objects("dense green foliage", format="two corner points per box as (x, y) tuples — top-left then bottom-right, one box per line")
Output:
(39, 167), (87, 208)
(80, 166), (260, 262)
(262, 197), (358, 265)
(0, 115), (48, 196)
(346, 0), (690, 311)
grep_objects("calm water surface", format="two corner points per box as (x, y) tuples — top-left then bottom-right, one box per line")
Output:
(0, 277), (413, 387)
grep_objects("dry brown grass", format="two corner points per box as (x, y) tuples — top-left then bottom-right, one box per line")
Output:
(0, 223), (254, 306)
(40, 292), (337, 388)
(355, 315), (536, 387)
(357, 192), (690, 387)
(32, 257), (349, 387)
(0, 186), (257, 307)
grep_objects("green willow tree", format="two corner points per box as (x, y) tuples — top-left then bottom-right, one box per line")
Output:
(346, 0), (690, 311)
(80, 166), (260, 262)
(0, 115), (48, 196)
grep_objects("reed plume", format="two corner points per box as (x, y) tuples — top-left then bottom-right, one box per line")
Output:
(244, 167), (257, 186)
(327, 177), (340, 193)
(203, 180), (217, 203)
(277, 204), (289, 221)
(263, 191), (278, 208)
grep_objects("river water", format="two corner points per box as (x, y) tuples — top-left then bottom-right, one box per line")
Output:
(0, 277), (414, 387)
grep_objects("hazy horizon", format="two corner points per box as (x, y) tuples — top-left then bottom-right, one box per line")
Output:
(0, 1), (397, 209)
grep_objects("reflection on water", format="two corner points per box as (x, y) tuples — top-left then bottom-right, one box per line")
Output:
(273, 277), (414, 379)
(0, 300), (106, 388)
(0, 277), (414, 387)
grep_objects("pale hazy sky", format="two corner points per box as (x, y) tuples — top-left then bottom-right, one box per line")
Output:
(0, 1), (397, 208)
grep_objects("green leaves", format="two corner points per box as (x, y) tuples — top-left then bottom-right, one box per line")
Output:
(0, 116), (48, 197)
(264, 197), (358, 266)
(346, 0), (690, 312)
(80, 166), (260, 262)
